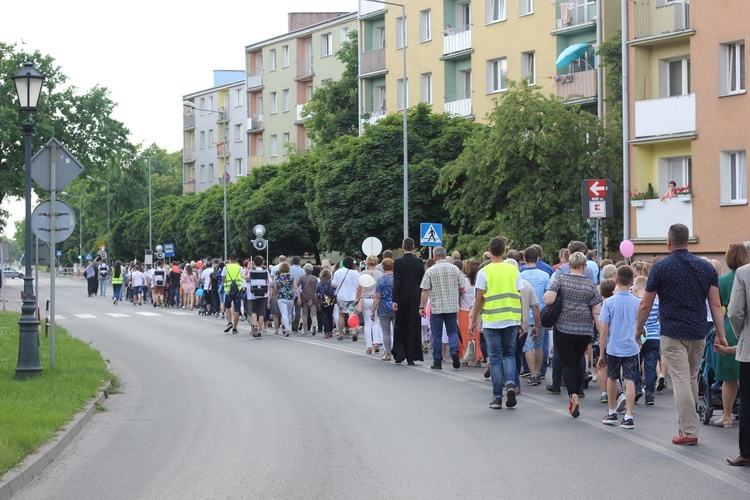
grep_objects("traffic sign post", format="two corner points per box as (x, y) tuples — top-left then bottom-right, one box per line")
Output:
(581, 179), (613, 264)
(420, 223), (443, 247)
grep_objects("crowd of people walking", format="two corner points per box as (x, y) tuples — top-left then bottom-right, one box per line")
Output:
(82, 223), (748, 467)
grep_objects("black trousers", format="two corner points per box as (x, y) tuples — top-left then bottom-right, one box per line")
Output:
(87, 276), (97, 296)
(740, 361), (750, 458)
(555, 330), (591, 397)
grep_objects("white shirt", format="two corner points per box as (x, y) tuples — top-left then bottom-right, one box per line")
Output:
(130, 270), (146, 287)
(202, 268), (213, 290)
(332, 267), (359, 302)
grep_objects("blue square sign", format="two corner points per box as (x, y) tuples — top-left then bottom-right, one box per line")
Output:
(420, 223), (442, 247)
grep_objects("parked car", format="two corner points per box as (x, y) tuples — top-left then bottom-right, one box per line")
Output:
(2, 267), (24, 279)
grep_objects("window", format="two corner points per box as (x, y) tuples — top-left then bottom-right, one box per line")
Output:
(282, 132), (291, 156)
(200, 164), (205, 183)
(460, 2), (471, 27)
(341, 27), (350, 45)
(660, 57), (690, 97)
(522, 51), (535, 85)
(200, 131), (205, 149)
(376, 26), (386, 49)
(420, 10), (431, 42)
(421, 73), (433, 104)
(270, 135), (278, 157)
(306, 85), (314, 101)
(658, 156), (691, 194)
(256, 96), (263, 115)
(721, 150), (747, 204)
(459, 70), (472, 98)
(397, 78), (409, 110)
(208, 129), (214, 147)
(270, 92), (278, 113)
(488, 58), (508, 92)
(234, 88), (243, 106)
(486, 0), (506, 23)
(255, 53), (263, 71)
(235, 158), (243, 177)
(234, 123), (243, 140)
(519, 0), (534, 16)
(321, 33), (333, 57)
(257, 138), (263, 156)
(269, 49), (277, 71)
(282, 46), (290, 67)
(282, 89), (290, 112)
(396, 16), (407, 49)
(209, 96), (214, 113)
(720, 41), (746, 95)
(375, 85), (386, 111)
(209, 164), (215, 182)
(199, 97), (206, 115)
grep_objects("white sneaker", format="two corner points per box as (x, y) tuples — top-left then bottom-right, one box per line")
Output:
(615, 393), (627, 413)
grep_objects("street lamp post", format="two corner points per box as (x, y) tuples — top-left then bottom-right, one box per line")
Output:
(61, 192), (83, 271)
(366, 0), (408, 239)
(12, 59), (45, 378)
(87, 176), (110, 258)
(122, 150), (152, 258)
(183, 101), (229, 260)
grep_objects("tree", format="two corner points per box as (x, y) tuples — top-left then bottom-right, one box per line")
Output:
(302, 30), (359, 145)
(437, 82), (601, 259)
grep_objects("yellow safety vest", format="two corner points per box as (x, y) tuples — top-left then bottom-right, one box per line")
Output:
(481, 262), (522, 323)
(111, 270), (123, 285)
(224, 263), (242, 286)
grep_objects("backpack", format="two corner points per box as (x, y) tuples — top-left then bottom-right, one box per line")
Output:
(226, 266), (241, 297)
(320, 283), (336, 307)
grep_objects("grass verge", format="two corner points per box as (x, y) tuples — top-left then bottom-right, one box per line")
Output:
(0, 311), (113, 476)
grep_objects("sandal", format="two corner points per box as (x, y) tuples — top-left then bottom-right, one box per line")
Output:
(381, 354), (391, 361)
(366, 348), (372, 354)
(714, 417), (733, 428)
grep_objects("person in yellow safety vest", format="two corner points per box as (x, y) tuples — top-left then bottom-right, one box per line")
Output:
(222, 252), (243, 335)
(469, 236), (523, 410)
(111, 261), (124, 305)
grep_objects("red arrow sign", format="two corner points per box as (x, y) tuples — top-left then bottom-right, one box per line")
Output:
(589, 180), (606, 197)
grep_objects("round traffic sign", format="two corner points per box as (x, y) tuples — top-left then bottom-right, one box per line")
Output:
(30, 200), (76, 244)
(361, 236), (382, 257)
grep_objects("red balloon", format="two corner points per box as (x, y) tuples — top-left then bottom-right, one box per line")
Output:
(347, 315), (360, 328)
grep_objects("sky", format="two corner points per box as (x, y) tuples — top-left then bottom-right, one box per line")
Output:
(1, 0), (358, 238)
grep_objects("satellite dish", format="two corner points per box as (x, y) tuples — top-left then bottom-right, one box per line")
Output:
(253, 238), (267, 251)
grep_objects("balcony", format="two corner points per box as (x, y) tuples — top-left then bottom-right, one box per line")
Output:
(444, 93), (472, 117)
(183, 179), (196, 194)
(216, 108), (229, 123)
(216, 142), (229, 157)
(248, 155), (263, 169)
(296, 104), (310, 122)
(183, 147), (195, 163)
(556, 69), (597, 103)
(360, 0), (386, 16)
(361, 48), (386, 75)
(183, 113), (195, 129)
(296, 57), (314, 81)
(633, 197), (693, 240)
(360, 108), (387, 127)
(247, 115), (264, 134)
(553, 1), (596, 32)
(444, 25), (472, 56)
(635, 93), (695, 139)
(247, 71), (263, 89)
(633, 0), (691, 41)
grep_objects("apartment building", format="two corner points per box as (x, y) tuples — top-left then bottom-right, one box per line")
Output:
(183, 72), (247, 195)
(358, 0), (620, 131)
(627, 0), (749, 259)
(245, 12), (358, 169)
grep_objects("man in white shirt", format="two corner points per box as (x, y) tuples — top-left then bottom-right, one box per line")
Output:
(332, 257), (360, 341)
(130, 264), (147, 305)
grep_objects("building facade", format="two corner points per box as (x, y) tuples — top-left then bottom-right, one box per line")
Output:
(627, 0), (748, 259)
(245, 12), (358, 169)
(183, 74), (247, 195)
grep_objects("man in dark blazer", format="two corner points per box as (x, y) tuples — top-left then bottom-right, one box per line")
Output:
(392, 238), (425, 365)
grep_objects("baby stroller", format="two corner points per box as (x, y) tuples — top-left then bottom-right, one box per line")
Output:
(196, 287), (208, 316)
(697, 326), (739, 424)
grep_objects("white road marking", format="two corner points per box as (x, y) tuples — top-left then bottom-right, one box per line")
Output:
(55, 315), (66, 320)
(106, 313), (130, 318)
(162, 310), (193, 316)
(73, 314), (97, 319)
(135, 312), (161, 317)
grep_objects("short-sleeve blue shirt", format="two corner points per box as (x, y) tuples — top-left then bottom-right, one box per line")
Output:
(599, 291), (641, 357)
(645, 249), (718, 340)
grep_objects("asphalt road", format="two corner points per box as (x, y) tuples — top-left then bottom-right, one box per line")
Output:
(4, 275), (750, 499)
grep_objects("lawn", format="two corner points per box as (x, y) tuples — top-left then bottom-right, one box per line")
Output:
(0, 311), (113, 476)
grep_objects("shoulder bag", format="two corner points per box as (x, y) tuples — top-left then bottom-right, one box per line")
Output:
(540, 283), (563, 329)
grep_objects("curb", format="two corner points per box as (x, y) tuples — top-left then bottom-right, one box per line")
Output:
(0, 386), (109, 500)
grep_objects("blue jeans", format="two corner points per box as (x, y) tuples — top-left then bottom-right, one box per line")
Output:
(485, 326), (518, 397)
(641, 339), (660, 396)
(112, 283), (123, 301)
(541, 328), (550, 376)
(430, 312), (460, 363)
(99, 278), (107, 296)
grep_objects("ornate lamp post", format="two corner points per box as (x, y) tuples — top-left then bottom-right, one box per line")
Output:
(12, 60), (45, 378)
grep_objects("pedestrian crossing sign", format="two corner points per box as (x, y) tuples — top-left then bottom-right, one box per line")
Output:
(420, 223), (442, 247)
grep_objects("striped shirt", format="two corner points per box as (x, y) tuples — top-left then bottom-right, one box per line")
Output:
(644, 297), (660, 340)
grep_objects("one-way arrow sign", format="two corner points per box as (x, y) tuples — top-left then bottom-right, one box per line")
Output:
(581, 179), (613, 219)
(589, 179), (606, 198)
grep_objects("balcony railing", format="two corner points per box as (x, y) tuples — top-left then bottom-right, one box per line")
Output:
(633, 197), (693, 240)
(183, 179), (196, 194)
(183, 147), (196, 162)
(361, 48), (386, 74)
(217, 142), (229, 157)
(633, 0), (691, 40)
(555, 1), (597, 30)
(296, 57), (313, 80)
(444, 93), (472, 117)
(360, 108), (387, 127)
(635, 93), (695, 138)
(247, 115), (264, 133)
(247, 71), (263, 89)
(444, 25), (471, 55)
(248, 155), (263, 169)
(183, 113), (195, 129)
(556, 69), (597, 102)
(360, 0), (386, 16)
(296, 104), (310, 122)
